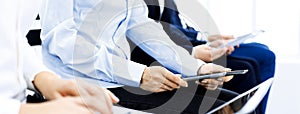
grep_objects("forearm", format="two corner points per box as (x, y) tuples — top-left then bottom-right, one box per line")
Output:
(127, 22), (205, 76)
(161, 24), (195, 53)
(19, 103), (42, 114)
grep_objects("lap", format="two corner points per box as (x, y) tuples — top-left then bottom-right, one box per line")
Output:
(108, 85), (237, 114)
(230, 43), (275, 64)
(230, 43), (276, 82)
(224, 57), (260, 93)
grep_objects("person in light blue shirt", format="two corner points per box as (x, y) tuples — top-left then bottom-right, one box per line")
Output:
(40, 0), (238, 113)
(40, 0), (232, 92)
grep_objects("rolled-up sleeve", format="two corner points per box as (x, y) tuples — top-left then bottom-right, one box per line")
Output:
(127, 0), (205, 76)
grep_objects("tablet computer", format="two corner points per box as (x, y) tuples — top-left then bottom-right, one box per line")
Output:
(183, 72), (226, 81)
(182, 70), (248, 81)
(226, 69), (248, 75)
(206, 78), (274, 114)
(218, 30), (265, 49)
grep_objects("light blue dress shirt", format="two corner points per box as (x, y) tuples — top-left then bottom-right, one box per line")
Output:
(40, 0), (205, 88)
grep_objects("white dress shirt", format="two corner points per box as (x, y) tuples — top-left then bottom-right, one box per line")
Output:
(0, 0), (48, 114)
(40, 0), (205, 88)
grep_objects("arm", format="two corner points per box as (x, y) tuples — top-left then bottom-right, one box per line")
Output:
(159, 4), (207, 47)
(41, 24), (146, 87)
(21, 1), (118, 113)
(127, 0), (204, 76)
(22, 13), (118, 114)
(161, 24), (196, 53)
(40, 0), (147, 87)
(130, 0), (232, 91)
(20, 93), (116, 114)
(40, 0), (187, 93)
(19, 97), (109, 114)
(145, 0), (206, 53)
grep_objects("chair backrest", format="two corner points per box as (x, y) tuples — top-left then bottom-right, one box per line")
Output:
(235, 78), (273, 114)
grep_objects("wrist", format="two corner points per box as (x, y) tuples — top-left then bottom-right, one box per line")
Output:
(140, 67), (150, 85)
(192, 46), (202, 59)
(197, 64), (206, 75)
(197, 31), (209, 41)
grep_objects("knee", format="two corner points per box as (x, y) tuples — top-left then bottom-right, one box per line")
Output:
(263, 48), (276, 64)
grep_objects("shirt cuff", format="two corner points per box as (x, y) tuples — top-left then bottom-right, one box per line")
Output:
(189, 48), (206, 76)
(197, 31), (208, 41)
(194, 59), (206, 75)
(191, 47), (196, 57)
(113, 60), (147, 87)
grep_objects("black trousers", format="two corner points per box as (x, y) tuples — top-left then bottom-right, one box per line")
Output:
(109, 84), (238, 114)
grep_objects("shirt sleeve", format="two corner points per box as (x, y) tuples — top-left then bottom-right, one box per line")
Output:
(127, 0), (205, 76)
(41, 22), (147, 87)
(0, 97), (21, 114)
(22, 38), (52, 90)
(40, 1), (147, 87)
(18, 0), (52, 91)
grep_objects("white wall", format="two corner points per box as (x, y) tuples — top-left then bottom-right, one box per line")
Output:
(197, 0), (300, 113)
(198, 0), (300, 58)
(266, 59), (300, 113)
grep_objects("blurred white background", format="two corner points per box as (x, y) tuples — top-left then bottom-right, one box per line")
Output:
(199, 0), (300, 58)
(196, 0), (300, 113)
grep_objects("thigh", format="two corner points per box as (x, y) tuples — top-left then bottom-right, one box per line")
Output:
(224, 56), (260, 93)
(109, 86), (228, 114)
(230, 43), (276, 82)
(230, 43), (275, 65)
(108, 87), (175, 110)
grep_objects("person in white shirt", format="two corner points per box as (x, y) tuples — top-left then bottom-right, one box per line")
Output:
(0, 1), (119, 114)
